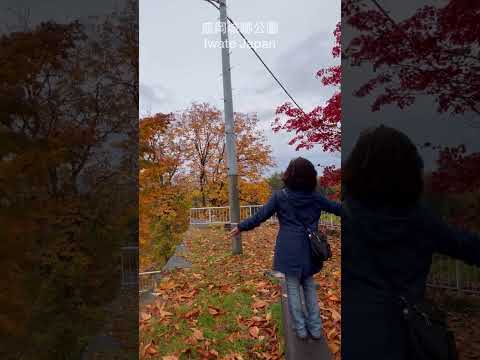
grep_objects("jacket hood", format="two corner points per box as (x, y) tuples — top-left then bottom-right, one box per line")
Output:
(281, 188), (318, 209)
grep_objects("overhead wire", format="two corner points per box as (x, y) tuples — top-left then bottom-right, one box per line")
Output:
(202, 0), (307, 115)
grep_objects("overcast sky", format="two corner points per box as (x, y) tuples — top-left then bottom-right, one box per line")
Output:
(140, 0), (341, 175)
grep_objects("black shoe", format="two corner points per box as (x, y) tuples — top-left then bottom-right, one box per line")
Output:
(308, 330), (323, 340)
(295, 331), (309, 340)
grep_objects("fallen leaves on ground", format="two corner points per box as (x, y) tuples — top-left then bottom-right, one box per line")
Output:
(315, 227), (341, 359)
(139, 224), (289, 359)
(428, 288), (480, 360)
(140, 224), (342, 359)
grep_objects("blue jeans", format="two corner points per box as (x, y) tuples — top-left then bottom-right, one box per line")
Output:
(285, 275), (322, 337)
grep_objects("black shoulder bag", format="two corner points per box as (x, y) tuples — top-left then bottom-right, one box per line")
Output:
(344, 202), (457, 360)
(372, 256), (457, 360)
(282, 189), (332, 263)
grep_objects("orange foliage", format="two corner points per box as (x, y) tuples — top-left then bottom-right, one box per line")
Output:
(139, 114), (189, 270)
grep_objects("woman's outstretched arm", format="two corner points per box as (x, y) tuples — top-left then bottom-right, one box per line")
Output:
(317, 194), (342, 216)
(236, 192), (278, 232)
(431, 215), (480, 266)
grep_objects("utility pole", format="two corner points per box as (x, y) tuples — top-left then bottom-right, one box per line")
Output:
(219, 0), (242, 255)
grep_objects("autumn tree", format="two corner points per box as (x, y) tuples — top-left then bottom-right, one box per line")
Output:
(138, 103), (274, 267)
(266, 171), (284, 192)
(273, 23), (341, 153)
(139, 113), (190, 270)
(272, 23), (341, 196)
(343, 0), (480, 115)
(176, 103), (275, 206)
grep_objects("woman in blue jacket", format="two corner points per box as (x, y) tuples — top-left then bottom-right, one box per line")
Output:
(229, 157), (341, 340)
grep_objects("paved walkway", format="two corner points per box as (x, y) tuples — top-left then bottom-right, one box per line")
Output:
(140, 242), (192, 306)
(82, 287), (138, 359)
(163, 242), (191, 271)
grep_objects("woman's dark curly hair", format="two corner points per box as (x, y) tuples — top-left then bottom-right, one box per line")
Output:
(342, 125), (424, 208)
(282, 157), (318, 192)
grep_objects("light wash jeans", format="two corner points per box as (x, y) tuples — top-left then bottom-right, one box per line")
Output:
(285, 275), (322, 337)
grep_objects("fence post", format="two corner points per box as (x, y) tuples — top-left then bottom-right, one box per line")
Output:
(208, 208), (212, 223)
(121, 250), (124, 286)
(456, 260), (461, 291)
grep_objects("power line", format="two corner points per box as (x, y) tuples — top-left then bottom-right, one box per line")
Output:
(203, 0), (220, 10)
(202, 0), (307, 115)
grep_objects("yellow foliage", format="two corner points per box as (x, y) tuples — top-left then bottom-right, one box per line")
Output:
(174, 103), (275, 207)
(239, 179), (272, 205)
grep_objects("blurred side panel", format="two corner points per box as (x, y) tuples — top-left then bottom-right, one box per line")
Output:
(0, 0), (139, 358)
(342, 0), (480, 359)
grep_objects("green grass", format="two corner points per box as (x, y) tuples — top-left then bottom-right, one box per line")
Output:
(194, 286), (257, 356)
(269, 302), (284, 354)
(141, 284), (258, 358)
(320, 213), (341, 225)
(140, 227), (285, 359)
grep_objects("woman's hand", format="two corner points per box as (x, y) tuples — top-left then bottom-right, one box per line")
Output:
(229, 226), (240, 238)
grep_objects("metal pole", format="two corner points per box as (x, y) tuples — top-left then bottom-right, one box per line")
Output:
(219, 0), (241, 254)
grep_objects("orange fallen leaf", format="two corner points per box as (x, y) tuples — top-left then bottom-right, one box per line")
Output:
(192, 328), (204, 340)
(249, 326), (260, 338)
(179, 290), (197, 299)
(329, 342), (340, 354)
(223, 353), (245, 360)
(208, 306), (221, 316)
(184, 308), (200, 319)
(210, 349), (219, 357)
(143, 341), (158, 356)
(327, 327), (337, 339)
(140, 312), (152, 321)
(328, 294), (340, 302)
(159, 280), (177, 291)
(252, 300), (267, 309)
(160, 309), (173, 318)
(330, 309), (341, 322)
